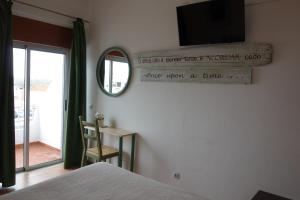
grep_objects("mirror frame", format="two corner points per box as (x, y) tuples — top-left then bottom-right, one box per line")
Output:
(96, 47), (132, 97)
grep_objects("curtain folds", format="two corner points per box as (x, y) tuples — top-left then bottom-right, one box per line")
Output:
(0, 0), (16, 187)
(64, 19), (86, 169)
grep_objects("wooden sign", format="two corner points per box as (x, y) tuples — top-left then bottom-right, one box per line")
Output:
(134, 43), (272, 68)
(140, 67), (252, 84)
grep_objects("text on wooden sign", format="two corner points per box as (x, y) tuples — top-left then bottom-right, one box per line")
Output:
(141, 67), (252, 84)
(134, 43), (272, 68)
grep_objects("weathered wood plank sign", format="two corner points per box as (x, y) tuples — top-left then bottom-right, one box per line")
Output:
(134, 43), (272, 68)
(140, 67), (252, 84)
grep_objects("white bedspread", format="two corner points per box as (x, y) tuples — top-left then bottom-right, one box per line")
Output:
(0, 163), (207, 200)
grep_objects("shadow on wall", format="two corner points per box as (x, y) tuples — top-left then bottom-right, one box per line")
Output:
(251, 191), (291, 200)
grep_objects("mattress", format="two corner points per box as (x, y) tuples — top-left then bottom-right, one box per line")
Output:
(0, 163), (208, 200)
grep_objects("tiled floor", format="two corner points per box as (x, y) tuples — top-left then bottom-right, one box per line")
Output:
(15, 142), (62, 168)
(0, 163), (73, 196)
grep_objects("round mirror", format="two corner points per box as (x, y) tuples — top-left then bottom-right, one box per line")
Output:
(96, 47), (132, 97)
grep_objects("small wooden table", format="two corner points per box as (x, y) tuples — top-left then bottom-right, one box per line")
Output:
(84, 126), (136, 172)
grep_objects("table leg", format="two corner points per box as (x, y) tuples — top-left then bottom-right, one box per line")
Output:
(118, 137), (123, 167)
(130, 134), (136, 172)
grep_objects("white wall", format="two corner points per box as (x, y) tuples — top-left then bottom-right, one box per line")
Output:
(86, 0), (300, 200)
(39, 74), (64, 150)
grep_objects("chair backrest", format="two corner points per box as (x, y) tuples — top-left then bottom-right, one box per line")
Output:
(94, 119), (103, 158)
(79, 116), (95, 150)
(79, 116), (103, 159)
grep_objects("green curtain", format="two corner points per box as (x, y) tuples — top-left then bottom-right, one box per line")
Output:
(64, 19), (86, 169)
(0, 0), (16, 187)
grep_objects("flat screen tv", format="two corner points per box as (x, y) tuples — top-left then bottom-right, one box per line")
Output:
(177, 0), (245, 46)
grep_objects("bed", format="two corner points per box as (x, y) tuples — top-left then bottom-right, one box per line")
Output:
(0, 163), (207, 200)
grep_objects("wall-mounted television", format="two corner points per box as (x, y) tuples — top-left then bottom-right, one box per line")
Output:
(177, 0), (245, 46)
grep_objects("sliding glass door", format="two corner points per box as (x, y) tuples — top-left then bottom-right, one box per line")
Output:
(13, 43), (68, 171)
(13, 48), (26, 169)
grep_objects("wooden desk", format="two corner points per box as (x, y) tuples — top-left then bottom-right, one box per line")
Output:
(84, 126), (136, 172)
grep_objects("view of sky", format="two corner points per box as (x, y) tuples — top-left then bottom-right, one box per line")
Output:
(13, 48), (65, 86)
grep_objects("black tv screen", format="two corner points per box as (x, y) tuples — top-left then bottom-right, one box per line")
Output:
(177, 0), (245, 46)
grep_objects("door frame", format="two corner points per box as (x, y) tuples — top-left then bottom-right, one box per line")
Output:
(13, 41), (70, 172)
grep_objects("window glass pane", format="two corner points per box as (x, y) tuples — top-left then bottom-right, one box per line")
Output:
(112, 61), (129, 94)
(13, 48), (26, 169)
(104, 60), (111, 92)
(28, 50), (64, 166)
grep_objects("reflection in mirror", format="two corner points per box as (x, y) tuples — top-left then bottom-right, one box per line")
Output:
(97, 48), (131, 96)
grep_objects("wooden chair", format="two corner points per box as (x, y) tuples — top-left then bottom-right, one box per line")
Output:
(79, 116), (119, 167)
